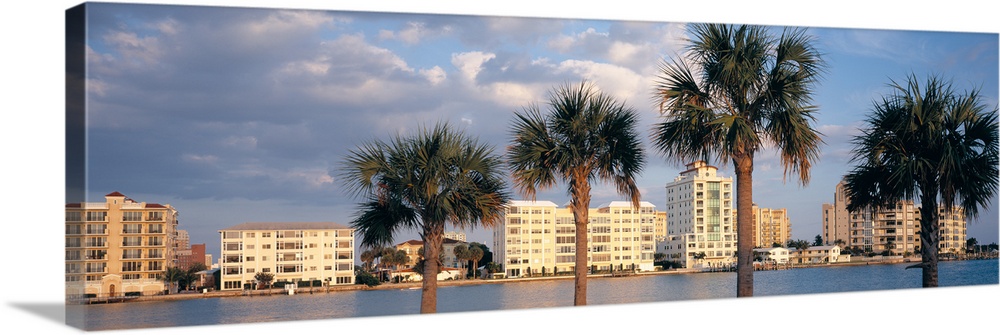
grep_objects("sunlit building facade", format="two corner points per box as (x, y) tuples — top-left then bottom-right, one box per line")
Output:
(65, 192), (179, 299)
(822, 180), (966, 256)
(748, 205), (792, 248)
(493, 200), (657, 278)
(656, 161), (737, 269)
(218, 222), (355, 290)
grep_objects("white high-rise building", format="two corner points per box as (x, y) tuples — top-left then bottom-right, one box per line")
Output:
(493, 200), (657, 278)
(656, 161), (736, 269)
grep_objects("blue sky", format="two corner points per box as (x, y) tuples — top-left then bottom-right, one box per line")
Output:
(3, 1), (999, 334)
(70, 2), (1000, 256)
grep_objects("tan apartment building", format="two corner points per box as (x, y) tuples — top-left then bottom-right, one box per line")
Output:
(218, 222), (355, 290)
(493, 200), (657, 278)
(822, 180), (966, 256)
(65, 192), (179, 299)
(746, 205), (792, 248)
(656, 161), (737, 269)
(394, 238), (468, 269)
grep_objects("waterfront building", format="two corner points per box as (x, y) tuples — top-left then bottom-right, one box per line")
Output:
(746, 205), (792, 248)
(821, 180), (852, 249)
(65, 192), (179, 298)
(493, 200), (657, 277)
(218, 222), (355, 290)
(653, 211), (667, 240)
(822, 180), (966, 256)
(791, 245), (848, 264)
(394, 238), (468, 269)
(753, 247), (790, 264)
(389, 267), (464, 282)
(656, 161), (737, 269)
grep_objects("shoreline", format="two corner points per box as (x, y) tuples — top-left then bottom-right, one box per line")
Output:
(81, 257), (996, 304)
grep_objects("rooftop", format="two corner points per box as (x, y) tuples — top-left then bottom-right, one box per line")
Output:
(220, 222), (351, 231)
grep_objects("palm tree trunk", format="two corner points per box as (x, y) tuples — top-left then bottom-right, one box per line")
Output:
(571, 173), (592, 306)
(734, 153), (754, 297)
(918, 185), (940, 287)
(421, 223), (444, 313)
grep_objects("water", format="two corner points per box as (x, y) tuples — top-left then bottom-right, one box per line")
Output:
(68, 259), (998, 331)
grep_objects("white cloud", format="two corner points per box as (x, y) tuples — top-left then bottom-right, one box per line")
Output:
(102, 30), (163, 66)
(182, 154), (219, 164)
(452, 51), (496, 82)
(244, 10), (334, 35)
(420, 66), (447, 85)
(555, 59), (645, 101)
(222, 136), (258, 150)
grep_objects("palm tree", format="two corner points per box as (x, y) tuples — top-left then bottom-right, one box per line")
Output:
(162, 267), (185, 294)
(508, 81), (645, 306)
(651, 23), (826, 297)
(844, 74), (998, 287)
(453, 244), (470, 278)
(468, 245), (484, 279)
(340, 122), (510, 313)
(360, 248), (378, 272)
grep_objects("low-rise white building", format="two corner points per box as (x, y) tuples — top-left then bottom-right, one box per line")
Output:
(791, 245), (848, 264)
(753, 247), (790, 264)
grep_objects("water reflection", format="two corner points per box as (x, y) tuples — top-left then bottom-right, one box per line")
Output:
(72, 259), (997, 331)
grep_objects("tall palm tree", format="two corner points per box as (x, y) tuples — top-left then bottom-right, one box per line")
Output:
(468, 245), (484, 279)
(340, 122), (510, 313)
(508, 81), (645, 306)
(161, 267), (185, 294)
(844, 74), (998, 287)
(651, 23), (825, 297)
(453, 244), (470, 277)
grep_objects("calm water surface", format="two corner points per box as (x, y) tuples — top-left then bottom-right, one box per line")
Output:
(68, 259), (998, 330)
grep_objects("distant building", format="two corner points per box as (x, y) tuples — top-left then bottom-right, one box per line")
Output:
(390, 267), (465, 282)
(394, 238), (468, 269)
(753, 247), (790, 264)
(177, 243), (207, 270)
(443, 231), (467, 242)
(791, 245), (848, 264)
(65, 192), (179, 298)
(744, 205), (792, 248)
(657, 161), (736, 269)
(822, 180), (966, 256)
(218, 222), (355, 290)
(493, 199), (657, 278)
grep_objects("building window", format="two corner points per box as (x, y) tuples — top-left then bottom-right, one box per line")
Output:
(122, 212), (143, 222)
(85, 211), (107, 221)
(122, 261), (142, 272)
(123, 224), (142, 234)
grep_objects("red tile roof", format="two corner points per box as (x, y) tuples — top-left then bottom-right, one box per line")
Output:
(106, 191), (126, 197)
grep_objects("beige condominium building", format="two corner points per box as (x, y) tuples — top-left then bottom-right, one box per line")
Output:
(822, 180), (966, 255)
(746, 205), (792, 248)
(394, 238), (468, 269)
(656, 161), (737, 269)
(493, 200), (657, 277)
(218, 222), (355, 290)
(65, 192), (179, 299)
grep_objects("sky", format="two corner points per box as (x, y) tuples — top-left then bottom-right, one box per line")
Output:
(70, 2), (999, 257)
(2, 1), (999, 335)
